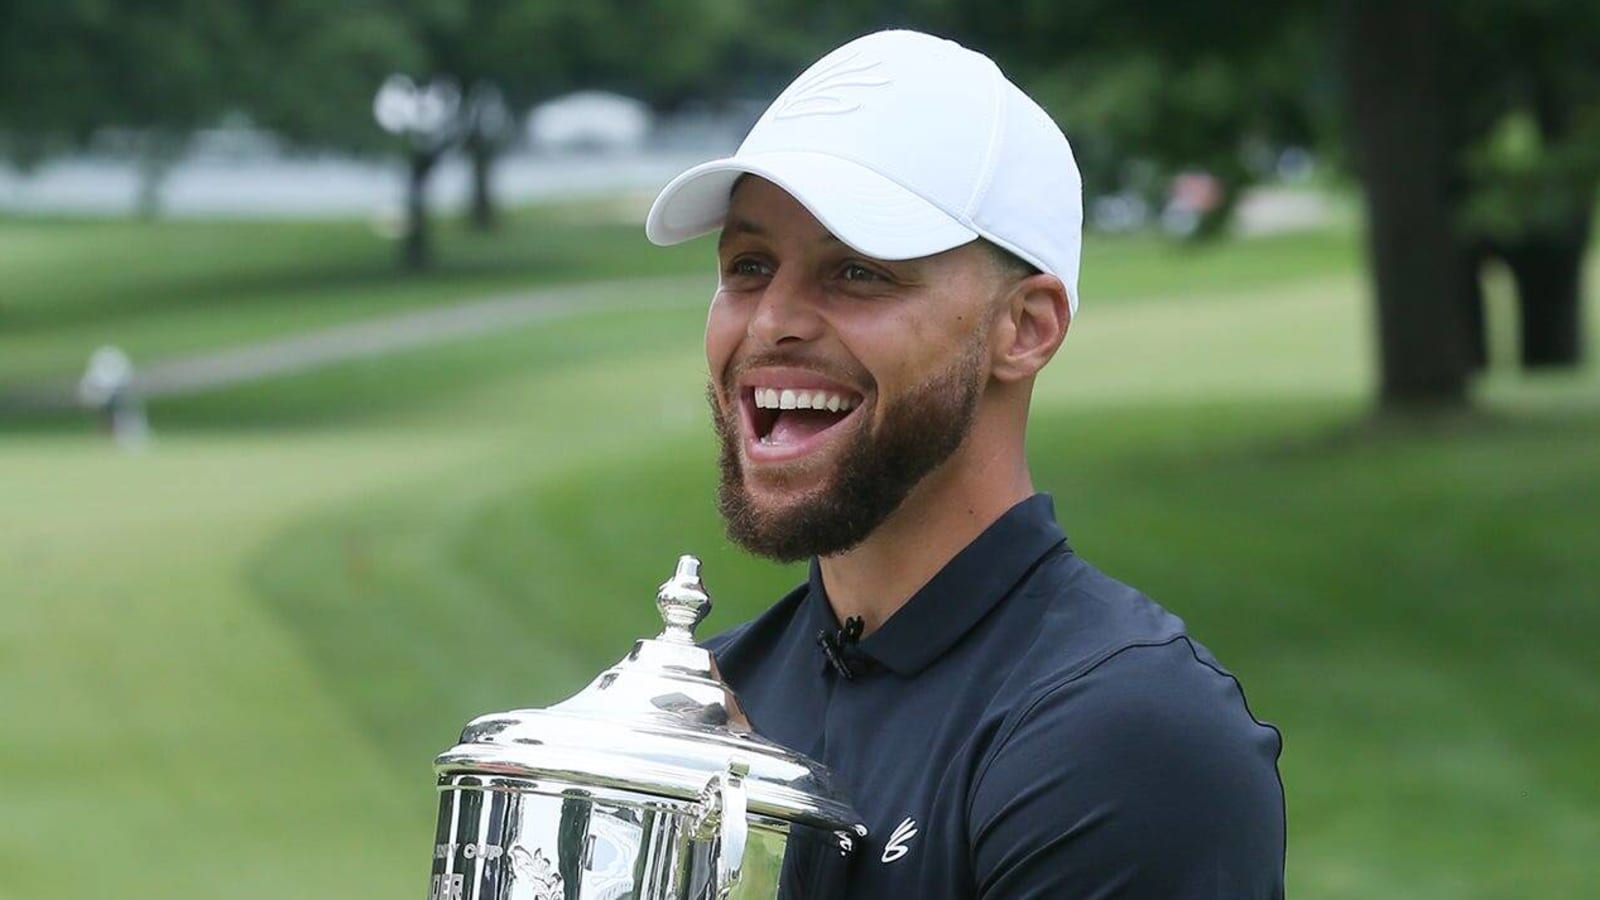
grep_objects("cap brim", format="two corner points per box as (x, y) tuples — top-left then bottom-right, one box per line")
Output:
(645, 151), (978, 261)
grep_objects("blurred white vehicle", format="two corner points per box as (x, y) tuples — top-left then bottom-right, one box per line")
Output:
(527, 91), (652, 154)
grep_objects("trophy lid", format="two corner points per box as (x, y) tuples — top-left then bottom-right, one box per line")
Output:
(433, 555), (865, 833)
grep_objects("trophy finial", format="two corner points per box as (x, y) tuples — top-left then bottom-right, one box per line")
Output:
(657, 555), (711, 642)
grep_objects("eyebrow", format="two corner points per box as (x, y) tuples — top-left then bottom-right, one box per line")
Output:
(718, 215), (845, 250)
(719, 217), (766, 247)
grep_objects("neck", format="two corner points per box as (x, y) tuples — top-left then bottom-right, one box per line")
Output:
(816, 404), (1033, 634)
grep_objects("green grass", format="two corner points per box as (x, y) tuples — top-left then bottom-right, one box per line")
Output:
(0, 200), (709, 384)
(1, 205), (1596, 900)
(0, 206), (1358, 388)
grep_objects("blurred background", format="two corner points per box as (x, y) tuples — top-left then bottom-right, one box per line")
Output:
(1, 1), (1596, 897)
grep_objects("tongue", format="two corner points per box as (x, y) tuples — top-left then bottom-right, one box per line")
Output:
(769, 409), (845, 445)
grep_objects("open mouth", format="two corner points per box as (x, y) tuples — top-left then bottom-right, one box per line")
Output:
(744, 385), (864, 458)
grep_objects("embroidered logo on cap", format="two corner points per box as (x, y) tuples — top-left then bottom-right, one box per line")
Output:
(772, 52), (890, 120)
(881, 817), (918, 863)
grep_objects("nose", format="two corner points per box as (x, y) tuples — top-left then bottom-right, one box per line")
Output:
(747, 270), (825, 347)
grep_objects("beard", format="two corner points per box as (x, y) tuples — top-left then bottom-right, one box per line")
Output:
(709, 337), (987, 563)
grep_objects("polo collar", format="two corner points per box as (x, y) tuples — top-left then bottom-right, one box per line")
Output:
(805, 493), (1070, 678)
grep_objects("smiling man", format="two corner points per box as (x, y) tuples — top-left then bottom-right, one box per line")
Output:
(646, 29), (1285, 899)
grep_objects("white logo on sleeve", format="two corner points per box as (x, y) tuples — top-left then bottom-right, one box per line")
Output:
(880, 817), (918, 863)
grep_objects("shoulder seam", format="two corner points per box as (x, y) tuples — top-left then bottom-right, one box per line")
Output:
(1175, 636), (1288, 881)
(966, 633), (1281, 828)
(968, 634), (1189, 804)
(1175, 635), (1283, 751)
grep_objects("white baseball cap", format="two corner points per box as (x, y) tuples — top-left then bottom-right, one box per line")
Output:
(646, 29), (1084, 313)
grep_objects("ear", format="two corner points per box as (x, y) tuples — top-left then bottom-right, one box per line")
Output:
(990, 274), (1071, 383)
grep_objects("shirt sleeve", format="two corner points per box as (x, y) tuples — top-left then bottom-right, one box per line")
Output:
(968, 637), (1285, 900)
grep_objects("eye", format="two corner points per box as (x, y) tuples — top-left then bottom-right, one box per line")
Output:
(840, 262), (886, 283)
(725, 256), (772, 278)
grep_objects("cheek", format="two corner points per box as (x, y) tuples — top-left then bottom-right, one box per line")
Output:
(837, 309), (963, 396)
(705, 291), (745, 386)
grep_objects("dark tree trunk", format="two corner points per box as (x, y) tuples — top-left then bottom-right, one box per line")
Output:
(1189, 179), (1243, 243)
(133, 131), (186, 220)
(1338, 0), (1473, 411)
(468, 138), (498, 231)
(1500, 227), (1589, 368)
(403, 150), (440, 271)
(1460, 239), (1491, 372)
(1492, 67), (1593, 369)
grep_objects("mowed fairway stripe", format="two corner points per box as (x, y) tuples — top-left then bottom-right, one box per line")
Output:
(0, 434), (485, 898)
(1043, 274), (1369, 407)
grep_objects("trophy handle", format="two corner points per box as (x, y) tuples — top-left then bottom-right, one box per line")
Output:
(695, 757), (750, 899)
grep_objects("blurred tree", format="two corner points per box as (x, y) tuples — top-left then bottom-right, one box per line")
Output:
(373, 74), (465, 271)
(235, 1), (428, 153)
(1452, 0), (1600, 371)
(458, 80), (515, 231)
(0, 0), (750, 266)
(1339, 0), (1600, 398)
(926, 0), (1329, 239)
(234, 0), (439, 267)
(412, 0), (537, 234)
(1337, 0), (1478, 407)
(0, 2), (86, 170)
(419, 0), (751, 232)
(240, 0), (749, 263)
(0, 0), (248, 216)
(920, 0), (1596, 411)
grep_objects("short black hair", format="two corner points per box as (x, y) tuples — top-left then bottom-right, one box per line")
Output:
(982, 240), (1040, 280)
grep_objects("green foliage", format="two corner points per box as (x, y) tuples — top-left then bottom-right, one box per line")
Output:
(920, 0), (1331, 216)
(238, 0), (759, 155)
(1461, 108), (1600, 242)
(0, 0), (250, 159)
(1448, 0), (1600, 243)
(0, 0), (755, 168)
(919, 0), (1600, 247)
(237, 1), (428, 152)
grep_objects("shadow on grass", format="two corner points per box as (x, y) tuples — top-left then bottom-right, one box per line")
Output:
(3, 222), (706, 336)
(1050, 385), (1600, 479)
(137, 303), (706, 432)
(0, 407), (98, 436)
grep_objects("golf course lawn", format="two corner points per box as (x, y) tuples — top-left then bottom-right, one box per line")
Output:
(1, 209), (1596, 899)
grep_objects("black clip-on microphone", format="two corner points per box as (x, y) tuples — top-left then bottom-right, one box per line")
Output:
(817, 615), (865, 680)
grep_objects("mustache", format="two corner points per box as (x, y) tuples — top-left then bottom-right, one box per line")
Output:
(720, 351), (875, 395)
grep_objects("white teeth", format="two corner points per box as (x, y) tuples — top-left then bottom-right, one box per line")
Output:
(752, 387), (860, 412)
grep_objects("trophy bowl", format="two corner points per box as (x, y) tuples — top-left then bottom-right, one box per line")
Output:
(427, 556), (866, 900)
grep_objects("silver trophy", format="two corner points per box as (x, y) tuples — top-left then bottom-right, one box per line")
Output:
(429, 555), (866, 900)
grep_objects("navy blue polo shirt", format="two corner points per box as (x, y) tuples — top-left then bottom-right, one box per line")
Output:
(705, 494), (1285, 899)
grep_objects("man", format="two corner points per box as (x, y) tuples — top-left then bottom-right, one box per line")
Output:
(646, 29), (1285, 899)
